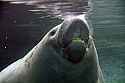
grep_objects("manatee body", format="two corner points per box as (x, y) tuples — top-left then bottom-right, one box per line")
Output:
(0, 16), (104, 83)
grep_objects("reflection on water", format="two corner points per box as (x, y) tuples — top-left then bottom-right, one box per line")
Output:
(2, 0), (91, 19)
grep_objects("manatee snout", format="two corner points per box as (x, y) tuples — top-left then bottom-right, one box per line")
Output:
(51, 18), (90, 64)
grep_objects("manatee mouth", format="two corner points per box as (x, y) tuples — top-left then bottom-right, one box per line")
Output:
(63, 38), (87, 64)
(59, 19), (89, 64)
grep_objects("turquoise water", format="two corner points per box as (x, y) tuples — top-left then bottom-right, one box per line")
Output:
(90, 0), (125, 83)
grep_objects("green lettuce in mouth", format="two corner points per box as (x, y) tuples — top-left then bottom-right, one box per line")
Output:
(63, 37), (86, 64)
(72, 37), (82, 42)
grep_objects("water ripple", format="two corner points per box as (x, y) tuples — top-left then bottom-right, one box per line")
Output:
(2, 0), (91, 19)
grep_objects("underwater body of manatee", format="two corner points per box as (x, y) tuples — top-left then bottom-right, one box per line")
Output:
(0, 15), (104, 83)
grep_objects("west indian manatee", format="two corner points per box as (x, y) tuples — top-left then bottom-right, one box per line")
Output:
(0, 15), (104, 83)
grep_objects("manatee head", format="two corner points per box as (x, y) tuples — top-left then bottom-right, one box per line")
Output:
(21, 16), (98, 83)
(41, 17), (90, 64)
(37, 17), (100, 83)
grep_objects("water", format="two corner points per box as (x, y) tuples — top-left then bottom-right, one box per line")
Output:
(90, 0), (125, 83)
(0, 0), (125, 83)
(1, 0), (90, 19)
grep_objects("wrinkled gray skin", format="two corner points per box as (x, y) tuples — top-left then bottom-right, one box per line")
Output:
(0, 16), (104, 83)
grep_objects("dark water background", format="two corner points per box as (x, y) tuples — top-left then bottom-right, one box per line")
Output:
(0, 0), (125, 83)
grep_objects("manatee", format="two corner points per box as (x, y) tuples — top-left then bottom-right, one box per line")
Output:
(0, 16), (104, 83)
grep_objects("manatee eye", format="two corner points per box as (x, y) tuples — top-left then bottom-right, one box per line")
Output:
(50, 29), (56, 36)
